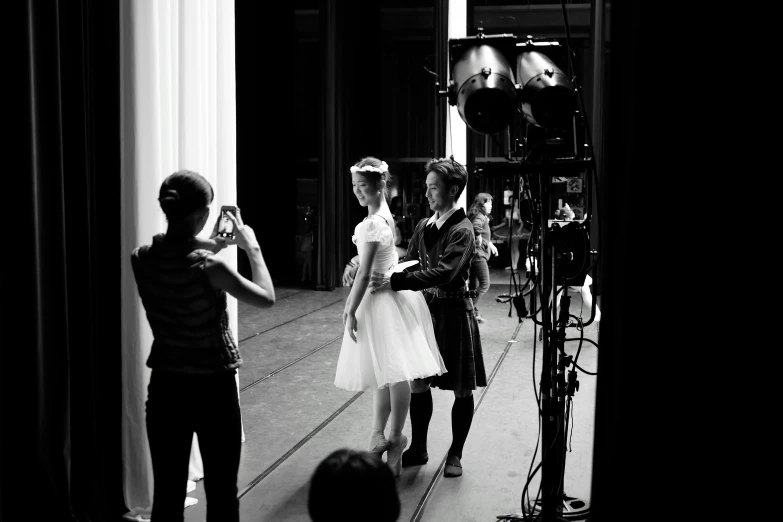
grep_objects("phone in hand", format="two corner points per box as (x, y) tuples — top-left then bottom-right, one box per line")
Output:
(217, 205), (238, 238)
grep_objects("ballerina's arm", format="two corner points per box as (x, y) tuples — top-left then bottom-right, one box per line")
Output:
(343, 235), (381, 342)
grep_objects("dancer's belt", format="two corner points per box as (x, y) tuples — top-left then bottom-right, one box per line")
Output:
(425, 288), (479, 299)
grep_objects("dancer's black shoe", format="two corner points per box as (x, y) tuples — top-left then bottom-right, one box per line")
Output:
(443, 454), (463, 477)
(401, 447), (429, 467)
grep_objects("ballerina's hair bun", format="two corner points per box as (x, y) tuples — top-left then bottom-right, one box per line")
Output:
(157, 170), (214, 220)
(158, 189), (181, 215)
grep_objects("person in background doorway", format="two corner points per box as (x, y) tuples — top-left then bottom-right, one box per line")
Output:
(466, 193), (498, 324)
(389, 195), (407, 259)
(492, 204), (525, 272)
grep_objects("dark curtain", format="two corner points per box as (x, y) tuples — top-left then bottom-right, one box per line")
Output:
(235, 0), (297, 284)
(433, 0), (449, 159)
(588, 0), (607, 293)
(2, 1), (125, 520)
(588, 0), (642, 516)
(588, 1), (697, 518)
(317, 0), (381, 290)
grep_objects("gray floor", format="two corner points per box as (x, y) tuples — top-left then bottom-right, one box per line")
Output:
(183, 268), (600, 522)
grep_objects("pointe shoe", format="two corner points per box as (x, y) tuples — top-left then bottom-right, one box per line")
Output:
(368, 431), (391, 456)
(386, 435), (408, 477)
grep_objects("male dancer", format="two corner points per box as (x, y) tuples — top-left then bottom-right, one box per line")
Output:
(368, 158), (487, 477)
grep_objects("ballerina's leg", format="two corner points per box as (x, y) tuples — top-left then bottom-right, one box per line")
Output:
(388, 380), (411, 438)
(372, 387), (391, 435)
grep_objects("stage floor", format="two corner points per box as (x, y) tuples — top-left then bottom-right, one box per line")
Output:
(183, 268), (600, 522)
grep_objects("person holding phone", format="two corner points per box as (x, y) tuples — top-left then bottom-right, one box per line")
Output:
(130, 170), (275, 522)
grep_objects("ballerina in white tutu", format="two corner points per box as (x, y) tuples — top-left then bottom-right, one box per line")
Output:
(334, 156), (447, 476)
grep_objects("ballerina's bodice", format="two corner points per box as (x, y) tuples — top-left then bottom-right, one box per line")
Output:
(352, 215), (398, 274)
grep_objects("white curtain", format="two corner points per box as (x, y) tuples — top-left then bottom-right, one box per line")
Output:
(120, 0), (239, 518)
(447, 0), (468, 211)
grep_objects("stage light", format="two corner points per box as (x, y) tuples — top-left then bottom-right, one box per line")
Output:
(449, 43), (518, 135)
(515, 50), (576, 130)
(443, 33), (577, 134)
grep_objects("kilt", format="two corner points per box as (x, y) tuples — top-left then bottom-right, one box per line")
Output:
(426, 297), (488, 391)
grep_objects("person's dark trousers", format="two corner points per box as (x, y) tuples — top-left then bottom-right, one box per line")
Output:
(470, 257), (490, 314)
(146, 369), (242, 522)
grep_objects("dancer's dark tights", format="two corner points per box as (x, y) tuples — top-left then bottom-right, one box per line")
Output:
(408, 388), (433, 452)
(448, 393), (475, 459)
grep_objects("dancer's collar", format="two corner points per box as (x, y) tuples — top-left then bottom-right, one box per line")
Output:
(426, 205), (460, 230)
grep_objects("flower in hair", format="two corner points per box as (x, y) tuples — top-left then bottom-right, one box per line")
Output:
(350, 161), (389, 175)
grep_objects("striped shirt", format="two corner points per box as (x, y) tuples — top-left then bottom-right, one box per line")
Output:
(131, 234), (241, 374)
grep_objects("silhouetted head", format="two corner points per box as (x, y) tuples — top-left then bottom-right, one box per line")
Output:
(308, 449), (400, 522)
(157, 170), (214, 236)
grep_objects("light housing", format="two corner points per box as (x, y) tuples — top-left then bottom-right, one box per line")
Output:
(450, 43), (517, 135)
(516, 49), (576, 130)
(444, 34), (576, 134)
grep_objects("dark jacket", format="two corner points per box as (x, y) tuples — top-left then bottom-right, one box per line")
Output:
(390, 208), (475, 294)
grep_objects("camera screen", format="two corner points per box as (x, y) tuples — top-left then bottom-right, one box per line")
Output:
(218, 209), (235, 238)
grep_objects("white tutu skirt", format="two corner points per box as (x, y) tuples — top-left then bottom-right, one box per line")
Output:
(334, 288), (447, 391)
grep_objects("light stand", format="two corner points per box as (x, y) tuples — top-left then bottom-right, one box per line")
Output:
(494, 169), (529, 322)
(540, 176), (561, 521)
(440, 28), (598, 522)
(536, 171), (591, 521)
(493, 161), (592, 522)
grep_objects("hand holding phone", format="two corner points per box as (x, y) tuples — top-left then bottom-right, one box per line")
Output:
(220, 207), (259, 251)
(217, 206), (237, 239)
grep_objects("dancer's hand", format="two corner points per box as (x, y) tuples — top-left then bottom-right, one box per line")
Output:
(343, 262), (358, 286)
(489, 242), (498, 257)
(369, 271), (390, 293)
(344, 312), (358, 342)
(342, 300), (351, 321)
